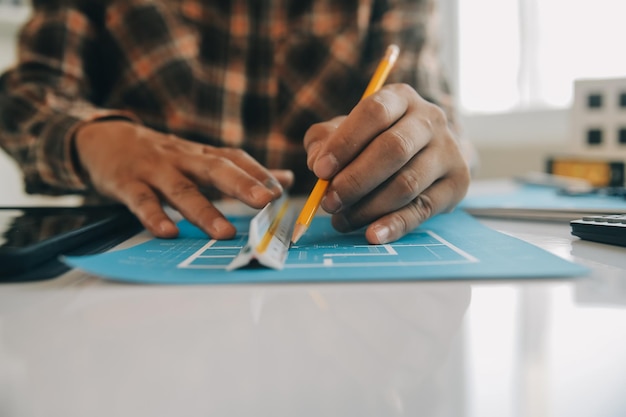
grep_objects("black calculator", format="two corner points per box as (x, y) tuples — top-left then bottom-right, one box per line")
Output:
(571, 215), (626, 247)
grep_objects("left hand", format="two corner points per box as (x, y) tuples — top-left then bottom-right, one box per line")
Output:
(303, 83), (471, 244)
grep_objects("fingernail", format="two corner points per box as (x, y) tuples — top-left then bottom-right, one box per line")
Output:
(314, 153), (338, 178)
(264, 178), (283, 194)
(250, 184), (271, 201)
(372, 224), (390, 244)
(158, 220), (176, 236)
(211, 218), (232, 235)
(307, 142), (321, 169)
(322, 190), (342, 213)
(158, 220), (169, 233)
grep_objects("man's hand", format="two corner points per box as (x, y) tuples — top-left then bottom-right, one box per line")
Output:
(74, 120), (293, 239)
(303, 83), (470, 244)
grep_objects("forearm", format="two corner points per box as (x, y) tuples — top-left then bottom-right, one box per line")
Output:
(0, 4), (137, 195)
(0, 77), (137, 195)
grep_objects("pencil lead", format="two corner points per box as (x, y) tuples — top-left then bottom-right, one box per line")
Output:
(291, 224), (306, 245)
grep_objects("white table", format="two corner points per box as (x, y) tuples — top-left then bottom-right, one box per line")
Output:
(1, 184), (626, 417)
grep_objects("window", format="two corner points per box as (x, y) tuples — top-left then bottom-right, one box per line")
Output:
(456, 0), (626, 114)
(440, 0), (626, 144)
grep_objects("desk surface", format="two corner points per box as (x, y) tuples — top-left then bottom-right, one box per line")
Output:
(2, 182), (626, 417)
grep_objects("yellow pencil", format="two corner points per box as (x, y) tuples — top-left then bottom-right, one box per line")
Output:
(291, 44), (400, 244)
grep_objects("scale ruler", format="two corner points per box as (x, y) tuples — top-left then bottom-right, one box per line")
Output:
(226, 193), (297, 270)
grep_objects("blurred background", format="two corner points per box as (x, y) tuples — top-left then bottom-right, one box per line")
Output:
(1, 0), (625, 203)
(439, 0), (626, 182)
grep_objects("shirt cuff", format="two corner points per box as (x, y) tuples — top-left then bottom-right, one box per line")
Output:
(31, 108), (140, 194)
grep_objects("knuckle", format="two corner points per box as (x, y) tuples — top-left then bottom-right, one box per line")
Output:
(450, 168), (472, 207)
(457, 165), (472, 190)
(223, 147), (248, 160)
(131, 190), (160, 210)
(365, 94), (393, 124)
(391, 211), (412, 237)
(160, 141), (179, 153)
(413, 102), (447, 138)
(206, 154), (234, 170)
(201, 144), (217, 155)
(427, 104), (447, 129)
(411, 194), (435, 221)
(303, 122), (328, 147)
(169, 179), (197, 198)
(384, 128), (414, 160)
(233, 148), (248, 159)
(190, 203), (215, 221)
(332, 130), (354, 151)
(342, 171), (364, 195)
(395, 170), (420, 201)
(391, 196), (434, 240)
(395, 82), (417, 98)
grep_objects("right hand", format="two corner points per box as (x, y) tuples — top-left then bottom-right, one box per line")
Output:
(73, 120), (294, 239)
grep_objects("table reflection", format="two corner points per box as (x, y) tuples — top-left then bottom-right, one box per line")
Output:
(0, 281), (471, 416)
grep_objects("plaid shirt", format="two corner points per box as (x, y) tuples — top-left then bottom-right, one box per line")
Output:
(0, 0), (456, 197)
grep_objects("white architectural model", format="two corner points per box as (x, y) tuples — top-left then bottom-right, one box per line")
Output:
(570, 77), (626, 158)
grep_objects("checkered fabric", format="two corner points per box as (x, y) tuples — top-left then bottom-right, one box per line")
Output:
(0, 0), (456, 196)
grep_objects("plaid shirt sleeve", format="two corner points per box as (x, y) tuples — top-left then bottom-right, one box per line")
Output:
(0, 4), (138, 195)
(0, 0), (463, 197)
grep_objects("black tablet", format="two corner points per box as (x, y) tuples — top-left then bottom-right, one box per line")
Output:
(0, 205), (141, 280)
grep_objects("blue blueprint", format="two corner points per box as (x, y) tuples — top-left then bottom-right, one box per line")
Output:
(461, 184), (626, 211)
(64, 210), (588, 284)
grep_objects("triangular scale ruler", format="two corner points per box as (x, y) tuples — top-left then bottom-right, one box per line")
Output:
(226, 193), (296, 270)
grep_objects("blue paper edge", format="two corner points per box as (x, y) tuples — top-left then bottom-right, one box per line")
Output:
(64, 210), (589, 284)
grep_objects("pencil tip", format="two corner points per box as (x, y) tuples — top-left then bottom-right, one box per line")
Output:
(291, 224), (307, 245)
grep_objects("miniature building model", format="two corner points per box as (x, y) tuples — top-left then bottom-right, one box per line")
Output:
(549, 78), (626, 186)
(570, 77), (626, 157)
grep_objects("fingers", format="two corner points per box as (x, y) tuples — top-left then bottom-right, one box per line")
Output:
(307, 83), (471, 244)
(142, 140), (291, 239)
(147, 152), (290, 239)
(303, 116), (345, 171)
(320, 102), (435, 214)
(75, 121), (291, 240)
(269, 169), (295, 190)
(331, 161), (469, 245)
(181, 149), (281, 209)
(331, 142), (470, 240)
(330, 143), (445, 231)
(114, 181), (180, 239)
(364, 167), (470, 244)
(310, 87), (410, 179)
(155, 170), (239, 239)
(210, 148), (285, 197)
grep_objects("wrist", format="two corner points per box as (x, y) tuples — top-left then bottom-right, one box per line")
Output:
(71, 118), (136, 185)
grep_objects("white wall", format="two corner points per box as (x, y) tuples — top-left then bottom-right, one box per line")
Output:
(438, 0), (570, 180)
